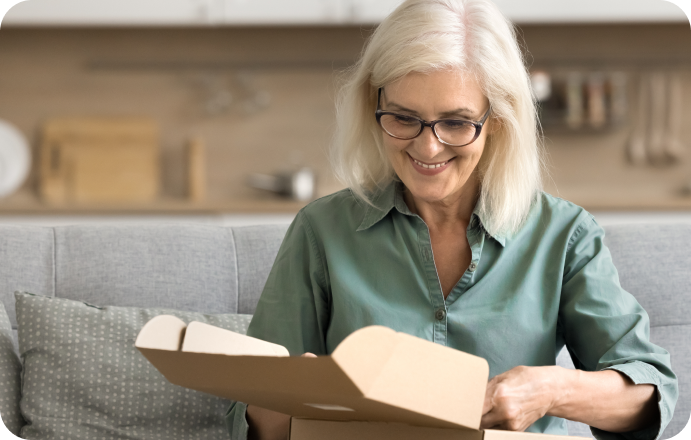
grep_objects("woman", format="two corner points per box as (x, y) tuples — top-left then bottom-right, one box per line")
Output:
(226, 1), (677, 439)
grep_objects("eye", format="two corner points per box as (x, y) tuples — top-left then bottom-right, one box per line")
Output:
(439, 119), (473, 130)
(392, 114), (419, 126)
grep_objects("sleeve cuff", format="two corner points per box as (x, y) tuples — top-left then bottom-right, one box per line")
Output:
(588, 362), (667, 440)
(225, 401), (250, 440)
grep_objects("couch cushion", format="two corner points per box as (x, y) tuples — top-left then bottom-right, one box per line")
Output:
(232, 225), (289, 314)
(15, 292), (252, 440)
(604, 223), (691, 438)
(0, 225), (54, 329)
(54, 225), (238, 314)
(0, 301), (23, 436)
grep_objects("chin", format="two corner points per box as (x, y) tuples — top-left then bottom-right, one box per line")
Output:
(405, 181), (457, 203)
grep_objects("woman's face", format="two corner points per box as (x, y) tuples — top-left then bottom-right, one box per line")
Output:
(380, 69), (491, 206)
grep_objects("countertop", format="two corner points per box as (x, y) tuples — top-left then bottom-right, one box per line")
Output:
(2, 187), (691, 216)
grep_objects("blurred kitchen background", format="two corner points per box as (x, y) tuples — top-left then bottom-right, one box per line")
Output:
(0, 0), (690, 226)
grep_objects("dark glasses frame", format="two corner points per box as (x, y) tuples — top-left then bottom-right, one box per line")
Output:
(374, 87), (492, 147)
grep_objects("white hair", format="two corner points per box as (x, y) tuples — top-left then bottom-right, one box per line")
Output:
(330, 0), (543, 236)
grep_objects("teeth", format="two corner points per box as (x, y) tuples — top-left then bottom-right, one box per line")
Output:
(413, 158), (448, 169)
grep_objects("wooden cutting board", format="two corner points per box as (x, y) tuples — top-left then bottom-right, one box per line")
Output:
(39, 117), (159, 204)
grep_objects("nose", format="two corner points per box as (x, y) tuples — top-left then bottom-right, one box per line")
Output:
(415, 125), (445, 159)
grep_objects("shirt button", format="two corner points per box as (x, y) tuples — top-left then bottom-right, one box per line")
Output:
(435, 309), (446, 321)
(468, 261), (478, 272)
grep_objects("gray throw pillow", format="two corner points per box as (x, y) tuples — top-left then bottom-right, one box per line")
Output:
(0, 301), (24, 436)
(15, 292), (253, 440)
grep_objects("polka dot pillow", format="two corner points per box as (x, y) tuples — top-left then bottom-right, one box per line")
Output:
(0, 300), (23, 436)
(15, 292), (253, 440)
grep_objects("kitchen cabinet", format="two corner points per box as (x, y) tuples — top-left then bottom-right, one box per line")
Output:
(3, 0), (686, 26)
(3, 0), (346, 25)
(348, 0), (402, 24)
(492, 0), (686, 24)
(224, 0), (346, 24)
(351, 0), (686, 23)
(3, 0), (226, 25)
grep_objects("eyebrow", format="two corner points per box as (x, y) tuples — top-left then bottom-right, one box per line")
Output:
(385, 101), (478, 120)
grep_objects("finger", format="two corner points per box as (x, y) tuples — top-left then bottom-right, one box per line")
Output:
(301, 352), (317, 358)
(480, 409), (504, 430)
(481, 406), (543, 432)
(483, 376), (501, 415)
(483, 387), (494, 415)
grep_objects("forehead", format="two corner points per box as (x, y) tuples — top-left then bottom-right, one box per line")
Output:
(384, 69), (487, 113)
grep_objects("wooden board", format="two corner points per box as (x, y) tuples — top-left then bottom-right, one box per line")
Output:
(39, 117), (160, 204)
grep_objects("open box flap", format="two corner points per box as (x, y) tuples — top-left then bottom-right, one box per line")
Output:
(136, 319), (489, 430)
(332, 326), (489, 429)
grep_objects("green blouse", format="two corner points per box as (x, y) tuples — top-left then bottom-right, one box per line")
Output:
(226, 182), (677, 440)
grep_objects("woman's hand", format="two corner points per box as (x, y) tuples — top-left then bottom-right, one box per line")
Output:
(481, 365), (658, 433)
(481, 365), (561, 431)
(246, 353), (317, 440)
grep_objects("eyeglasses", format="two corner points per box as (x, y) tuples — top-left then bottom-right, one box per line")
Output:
(375, 88), (492, 147)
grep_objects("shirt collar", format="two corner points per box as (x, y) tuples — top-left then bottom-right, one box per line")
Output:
(356, 181), (506, 247)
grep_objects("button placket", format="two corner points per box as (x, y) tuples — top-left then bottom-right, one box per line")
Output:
(445, 229), (485, 306)
(416, 221), (447, 345)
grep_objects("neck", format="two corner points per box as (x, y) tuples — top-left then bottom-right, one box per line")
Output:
(403, 176), (480, 230)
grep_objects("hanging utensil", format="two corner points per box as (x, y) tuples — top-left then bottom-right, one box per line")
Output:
(608, 72), (628, 126)
(646, 72), (670, 166)
(565, 72), (584, 130)
(586, 72), (607, 129)
(626, 73), (649, 165)
(662, 72), (685, 163)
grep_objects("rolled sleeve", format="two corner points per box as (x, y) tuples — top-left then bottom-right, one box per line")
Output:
(560, 215), (678, 440)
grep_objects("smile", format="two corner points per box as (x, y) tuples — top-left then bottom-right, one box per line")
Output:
(411, 157), (450, 169)
(407, 154), (454, 176)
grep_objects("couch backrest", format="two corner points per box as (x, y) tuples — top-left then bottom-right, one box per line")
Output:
(0, 224), (289, 335)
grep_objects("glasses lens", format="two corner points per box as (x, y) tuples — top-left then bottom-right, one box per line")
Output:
(435, 120), (477, 146)
(379, 114), (421, 139)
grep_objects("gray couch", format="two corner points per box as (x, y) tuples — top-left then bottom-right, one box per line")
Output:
(0, 223), (688, 438)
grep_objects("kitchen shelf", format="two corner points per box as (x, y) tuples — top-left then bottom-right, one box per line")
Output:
(2, 187), (691, 215)
(0, 191), (307, 215)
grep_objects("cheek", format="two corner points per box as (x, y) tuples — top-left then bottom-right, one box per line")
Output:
(383, 138), (409, 162)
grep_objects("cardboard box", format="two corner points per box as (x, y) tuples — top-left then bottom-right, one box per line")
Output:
(135, 316), (587, 440)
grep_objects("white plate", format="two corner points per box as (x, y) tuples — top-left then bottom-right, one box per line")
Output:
(0, 119), (31, 198)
